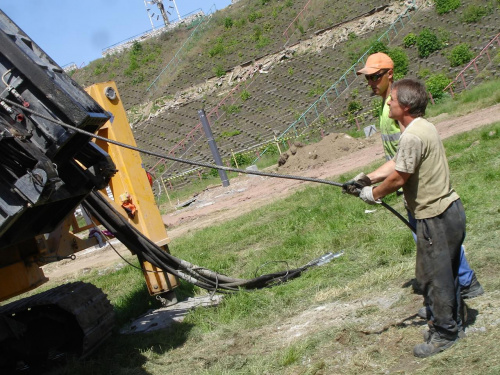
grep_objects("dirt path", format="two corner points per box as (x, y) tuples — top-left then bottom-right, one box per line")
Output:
(161, 104), (500, 239)
(42, 104), (500, 281)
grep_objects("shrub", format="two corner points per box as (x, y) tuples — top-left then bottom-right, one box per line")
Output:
(131, 72), (145, 85)
(425, 73), (452, 100)
(221, 130), (241, 138)
(262, 143), (280, 156)
(448, 44), (474, 67)
(417, 29), (442, 58)
(256, 36), (271, 49)
(434, 0), (461, 15)
(240, 90), (251, 101)
(230, 153), (252, 168)
(437, 27), (451, 47)
(369, 40), (389, 55)
(344, 101), (363, 125)
(371, 98), (383, 115)
(248, 12), (262, 23)
(417, 68), (432, 79)
(223, 104), (240, 114)
(460, 4), (492, 23)
(130, 41), (143, 56)
(253, 26), (262, 42)
(235, 18), (247, 28)
(307, 80), (325, 97)
(348, 32), (358, 41)
(403, 33), (417, 48)
(347, 100), (363, 113)
(213, 65), (226, 77)
(224, 17), (233, 29)
(388, 48), (409, 80)
(93, 62), (108, 76)
(208, 43), (224, 57)
(209, 168), (219, 178)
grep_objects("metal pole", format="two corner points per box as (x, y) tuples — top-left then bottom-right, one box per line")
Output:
(144, 0), (155, 30)
(198, 109), (229, 187)
(171, 0), (182, 21)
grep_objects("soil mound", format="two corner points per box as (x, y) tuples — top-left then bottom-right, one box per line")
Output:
(278, 132), (380, 173)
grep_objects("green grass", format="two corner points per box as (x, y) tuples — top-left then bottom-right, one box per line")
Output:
(426, 78), (500, 118)
(45, 117), (500, 374)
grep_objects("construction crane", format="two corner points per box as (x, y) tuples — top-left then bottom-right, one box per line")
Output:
(144, 0), (181, 29)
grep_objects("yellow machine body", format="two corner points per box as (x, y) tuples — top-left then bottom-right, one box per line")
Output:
(0, 82), (177, 302)
(85, 81), (178, 295)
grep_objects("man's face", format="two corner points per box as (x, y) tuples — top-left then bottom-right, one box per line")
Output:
(365, 69), (392, 97)
(387, 88), (405, 122)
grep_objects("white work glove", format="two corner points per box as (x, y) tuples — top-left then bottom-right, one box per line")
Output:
(359, 186), (381, 205)
(342, 172), (371, 196)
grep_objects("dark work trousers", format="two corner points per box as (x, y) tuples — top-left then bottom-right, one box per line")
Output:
(415, 199), (466, 338)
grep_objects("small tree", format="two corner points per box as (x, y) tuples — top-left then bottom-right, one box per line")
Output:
(426, 74), (452, 100)
(403, 33), (417, 48)
(448, 44), (474, 67)
(388, 48), (409, 80)
(434, 0), (461, 15)
(224, 17), (233, 29)
(417, 29), (442, 58)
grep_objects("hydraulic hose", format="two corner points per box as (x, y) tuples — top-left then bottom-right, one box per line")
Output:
(8, 97), (416, 286)
(83, 190), (309, 293)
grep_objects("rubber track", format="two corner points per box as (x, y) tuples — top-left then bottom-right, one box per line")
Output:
(0, 281), (114, 359)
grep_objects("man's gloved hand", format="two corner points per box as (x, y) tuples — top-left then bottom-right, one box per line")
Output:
(342, 172), (371, 196)
(359, 186), (382, 205)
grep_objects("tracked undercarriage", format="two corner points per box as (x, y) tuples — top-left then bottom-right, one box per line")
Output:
(0, 282), (114, 372)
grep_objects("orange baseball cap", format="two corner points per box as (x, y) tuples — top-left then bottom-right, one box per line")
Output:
(356, 52), (394, 75)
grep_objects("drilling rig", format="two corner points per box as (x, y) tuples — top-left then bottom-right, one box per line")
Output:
(0, 9), (177, 372)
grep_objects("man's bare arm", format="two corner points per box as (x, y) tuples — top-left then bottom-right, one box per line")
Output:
(367, 160), (396, 184)
(372, 170), (411, 200)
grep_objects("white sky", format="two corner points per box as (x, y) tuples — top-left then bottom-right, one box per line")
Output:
(1, 0), (232, 67)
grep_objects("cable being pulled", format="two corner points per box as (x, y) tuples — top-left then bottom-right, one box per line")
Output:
(7, 98), (414, 264)
(2, 97), (343, 188)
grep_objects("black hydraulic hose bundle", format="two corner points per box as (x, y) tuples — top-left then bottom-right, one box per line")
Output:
(7, 97), (415, 290)
(83, 191), (308, 292)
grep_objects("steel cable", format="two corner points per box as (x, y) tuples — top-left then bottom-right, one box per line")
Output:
(6, 97), (414, 292)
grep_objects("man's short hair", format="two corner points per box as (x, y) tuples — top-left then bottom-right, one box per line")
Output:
(392, 79), (428, 117)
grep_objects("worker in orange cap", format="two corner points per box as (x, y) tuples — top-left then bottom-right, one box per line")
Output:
(356, 52), (400, 161)
(344, 52), (483, 306)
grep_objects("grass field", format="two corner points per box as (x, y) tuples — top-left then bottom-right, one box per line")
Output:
(44, 79), (500, 374)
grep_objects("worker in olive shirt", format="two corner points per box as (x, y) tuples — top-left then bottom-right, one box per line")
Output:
(351, 79), (466, 357)
(355, 52), (483, 300)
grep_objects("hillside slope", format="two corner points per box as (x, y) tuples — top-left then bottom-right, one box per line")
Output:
(71, 0), (500, 189)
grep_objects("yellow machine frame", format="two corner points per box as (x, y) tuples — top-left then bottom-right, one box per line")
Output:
(0, 81), (177, 302)
(85, 81), (178, 296)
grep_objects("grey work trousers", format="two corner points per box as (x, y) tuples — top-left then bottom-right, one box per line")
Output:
(415, 199), (466, 338)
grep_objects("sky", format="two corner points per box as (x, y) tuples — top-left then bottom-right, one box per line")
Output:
(1, 0), (232, 68)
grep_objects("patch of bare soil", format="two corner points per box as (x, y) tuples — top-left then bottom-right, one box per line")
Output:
(161, 104), (500, 239)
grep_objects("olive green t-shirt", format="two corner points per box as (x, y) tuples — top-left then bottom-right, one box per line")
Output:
(394, 118), (459, 219)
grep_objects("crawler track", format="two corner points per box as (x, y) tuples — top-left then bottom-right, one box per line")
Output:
(0, 282), (114, 372)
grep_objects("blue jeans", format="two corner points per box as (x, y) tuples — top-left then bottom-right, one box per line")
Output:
(408, 210), (474, 288)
